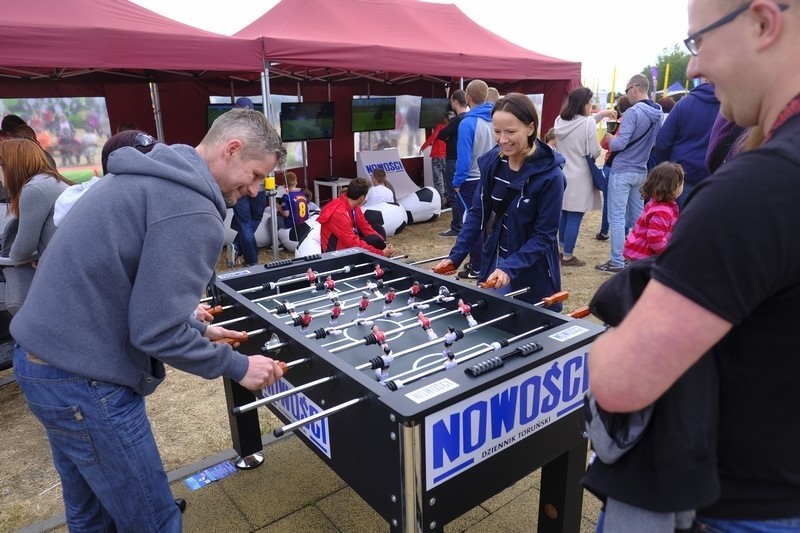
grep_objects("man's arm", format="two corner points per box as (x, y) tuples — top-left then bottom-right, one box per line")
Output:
(589, 279), (732, 413)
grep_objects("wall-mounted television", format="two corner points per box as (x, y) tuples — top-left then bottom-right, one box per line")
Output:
(351, 97), (396, 132)
(419, 98), (450, 129)
(280, 102), (335, 142)
(207, 103), (264, 130)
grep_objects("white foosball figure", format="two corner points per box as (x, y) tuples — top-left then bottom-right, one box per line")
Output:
(442, 326), (457, 355)
(443, 349), (457, 369)
(283, 299), (297, 318)
(374, 344), (394, 381)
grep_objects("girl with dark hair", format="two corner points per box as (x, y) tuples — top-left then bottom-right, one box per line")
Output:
(0, 139), (73, 314)
(435, 93), (567, 309)
(554, 87), (616, 266)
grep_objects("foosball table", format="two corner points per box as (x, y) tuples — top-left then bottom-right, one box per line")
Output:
(210, 249), (604, 532)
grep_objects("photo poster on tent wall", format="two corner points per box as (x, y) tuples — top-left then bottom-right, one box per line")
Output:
(528, 94), (544, 139)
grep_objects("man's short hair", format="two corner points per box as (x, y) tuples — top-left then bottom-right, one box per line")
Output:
(200, 108), (286, 167)
(345, 177), (371, 200)
(487, 87), (501, 104)
(1, 114), (26, 134)
(285, 171), (298, 188)
(116, 121), (138, 133)
(450, 89), (467, 108)
(466, 80), (489, 106)
(628, 73), (650, 94)
(371, 167), (386, 184)
(11, 124), (37, 142)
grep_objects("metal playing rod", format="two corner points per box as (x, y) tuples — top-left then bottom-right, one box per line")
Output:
(238, 262), (371, 295)
(214, 314), (252, 328)
(231, 375), (335, 415)
(408, 255), (449, 266)
(273, 396), (367, 438)
(251, 269), (380, 304)
(284, 282), (406, 324)
(274, 276), (411, 316)
(327, 307), (464, 353)
(383, 322), (550, 386)
(355, 311), (513, 371)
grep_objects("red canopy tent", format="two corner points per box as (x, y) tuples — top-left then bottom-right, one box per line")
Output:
(235, 0), (580, 180)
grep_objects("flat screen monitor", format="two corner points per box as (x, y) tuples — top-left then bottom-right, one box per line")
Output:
(419, 98), (450, 128)
(351, 97), (396, 132)
(280, 102), (336, 142)
(207, 103), (264, 130)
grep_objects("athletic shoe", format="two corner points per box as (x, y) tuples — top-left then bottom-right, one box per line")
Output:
(458, 266), (480, 279)
(439, 229), (459, 237)
(560, 256), (586, 267)
(594, 261), (624, 274)
(595, 232), (609, 241)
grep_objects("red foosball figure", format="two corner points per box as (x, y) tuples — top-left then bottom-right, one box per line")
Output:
(384, 287), (396, 308)
(417, 311), (437, 341)
(300, 309), (313, 332)
(408, 281), (424, 306)
(457, 298), (478, 327)
(306, 268), (317, 285)
(374, 264), (385, 279)
(324, 275), (336, 292)
(330, 300), (343, 324)
(370, 324), (386, 345)
(358, 292), (370, 317)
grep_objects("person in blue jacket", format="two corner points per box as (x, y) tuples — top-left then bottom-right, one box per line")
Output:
(436, 93), (565, 310)
(654, 81), (719, 208)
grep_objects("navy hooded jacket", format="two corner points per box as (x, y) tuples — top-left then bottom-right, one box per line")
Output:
(448, 139), (566, 309)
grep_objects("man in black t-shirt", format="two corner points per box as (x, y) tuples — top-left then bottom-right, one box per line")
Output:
(589, 0), (800, 527)
(436, 89), (468, 236)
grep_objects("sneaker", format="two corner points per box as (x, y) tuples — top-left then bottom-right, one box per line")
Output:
(596, 232), (609, 241)
(561, 256), (586, 267)
(439, 229), (459, 237)
(458, 267), (480, 280)
(594, 261), (624, 274)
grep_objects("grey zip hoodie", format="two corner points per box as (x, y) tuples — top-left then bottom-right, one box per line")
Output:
(11, 144), (249, 396)
(608, 99), (663, 173)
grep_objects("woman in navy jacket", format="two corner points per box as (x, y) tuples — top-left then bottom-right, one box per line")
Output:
(436, 93), (566, 309)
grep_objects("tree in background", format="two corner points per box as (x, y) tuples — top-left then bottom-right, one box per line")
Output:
(640, 45), (692, 97)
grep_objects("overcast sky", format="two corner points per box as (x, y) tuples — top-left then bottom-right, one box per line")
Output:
(134, 0), (690, 92)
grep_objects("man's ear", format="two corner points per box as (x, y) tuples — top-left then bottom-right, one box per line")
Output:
(224, 139), (243, 160)
(751, 0), (784, 52)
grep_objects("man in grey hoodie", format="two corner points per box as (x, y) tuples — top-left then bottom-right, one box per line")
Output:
(596, 74), (663, 273)
(11, 108), (286, 532)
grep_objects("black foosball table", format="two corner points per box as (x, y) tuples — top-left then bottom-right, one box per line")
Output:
(210, 249), (604, 532)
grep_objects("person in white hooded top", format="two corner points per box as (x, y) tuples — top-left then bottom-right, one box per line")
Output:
(554, 87), (615, 266)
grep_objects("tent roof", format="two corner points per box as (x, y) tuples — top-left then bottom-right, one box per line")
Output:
(236, 0), (580, 84)
(0, 0), (261, 78)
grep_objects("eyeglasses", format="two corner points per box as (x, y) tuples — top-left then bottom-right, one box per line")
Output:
(134, 133), (157, 150)
(625, 84), (640, 94)
(684, 2), (789, 56)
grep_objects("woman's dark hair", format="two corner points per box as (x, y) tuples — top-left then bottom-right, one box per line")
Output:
(101, 130), (158, 175)
(659, 97), (676, 113)
(0, 139), (73, 217)
(615, 95), (632, 116)
(641, 162), (684, 202)
(560, 87), (594, 121)
(1, 114), (27, 134)
(492, 93), (539, 155)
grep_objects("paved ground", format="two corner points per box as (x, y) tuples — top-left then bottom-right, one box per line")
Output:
(22, 432), (602, 533)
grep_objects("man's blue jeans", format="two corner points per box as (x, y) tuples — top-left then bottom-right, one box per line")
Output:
(231, 191), (266, 265)
(13, 347), (181, 533)
(559, 211), (585, 255)
(607, 169), (646, 267)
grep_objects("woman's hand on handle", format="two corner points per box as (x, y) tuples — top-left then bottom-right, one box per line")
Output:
(486, 269), (510, 289)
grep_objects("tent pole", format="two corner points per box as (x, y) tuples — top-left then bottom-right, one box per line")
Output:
(298, 81), (308, 188)
(150, 82), (164, 141)
(327, 82), (333, 177)
(459, 77), (464, 91)
(261, 61), (279, 262)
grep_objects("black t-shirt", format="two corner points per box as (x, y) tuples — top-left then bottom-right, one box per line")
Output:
(438, 113), (465, 160)
(651, 114), (800, 520)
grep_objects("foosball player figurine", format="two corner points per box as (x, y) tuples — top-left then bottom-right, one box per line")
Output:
(443, 349), (457, 369)
(370, 324), (386, 345)
(374, 264), (385, 279)
(408, 281), (428, 308)
(324, 275), (336, 293)
(300, 309), (313, 332)
(283, 299), (297, 317)
(384, 287), (396, 309)
(306, 267), (317, 286)
(417, 311), (437, 340)
(358, 292), (371, 317)
(457, 298), (478, 327)
(372, 344), (394, 381)
(442, 326), (457, 355)
(330, 300), (343, 324)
